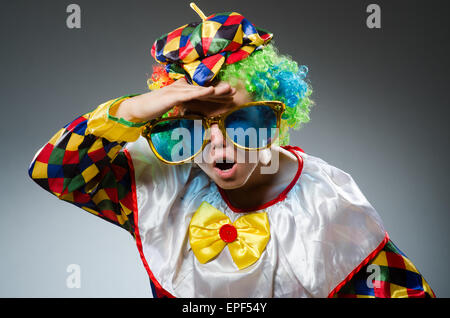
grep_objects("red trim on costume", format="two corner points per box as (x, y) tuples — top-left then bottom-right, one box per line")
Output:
(124, 149), (175, 298)
(327, 232), (390, 298)
(282, 145), (305, 153)
(217, 145), (304, 213)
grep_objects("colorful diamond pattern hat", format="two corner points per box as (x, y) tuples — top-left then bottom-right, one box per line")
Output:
(151, 3), (273, 86)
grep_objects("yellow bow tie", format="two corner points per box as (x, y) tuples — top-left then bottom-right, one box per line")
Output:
(188, 201), (270, 270)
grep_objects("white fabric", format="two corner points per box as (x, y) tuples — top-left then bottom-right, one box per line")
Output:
(126, 137), (386, 298)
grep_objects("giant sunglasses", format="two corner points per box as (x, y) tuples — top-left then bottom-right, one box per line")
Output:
(141, 101), (286, 164)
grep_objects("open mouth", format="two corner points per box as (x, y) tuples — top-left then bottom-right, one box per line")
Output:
(215, 162), (235, 171)
(213, 158), (237, 178)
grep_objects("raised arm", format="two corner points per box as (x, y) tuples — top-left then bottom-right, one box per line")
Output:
(28, 79), (237, 235)
(28, 95), (146, 234)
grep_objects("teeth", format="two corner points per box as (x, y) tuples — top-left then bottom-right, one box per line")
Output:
(215, 158), (234, 164)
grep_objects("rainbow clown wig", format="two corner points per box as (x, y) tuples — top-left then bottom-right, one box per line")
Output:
(147, 3), (313, 146)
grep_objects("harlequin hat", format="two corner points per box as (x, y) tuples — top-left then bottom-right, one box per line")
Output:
(151, 3), (273, 86)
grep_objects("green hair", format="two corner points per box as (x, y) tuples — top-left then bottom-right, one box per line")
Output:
(217, 44), (313, 145)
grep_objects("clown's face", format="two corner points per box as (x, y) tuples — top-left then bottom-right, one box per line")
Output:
(181, 82), (265, 190)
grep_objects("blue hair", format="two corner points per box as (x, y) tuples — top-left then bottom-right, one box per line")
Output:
(217, 44), (313, 145)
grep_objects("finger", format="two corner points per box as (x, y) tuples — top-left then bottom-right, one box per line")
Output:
(181, 86), (215, 101)
(181, 86), (233, 102)
(196, 95), (235, 103)
(198, 93), (235, 100)
(172, 77), (189, 87)
(175, 79), (234, 96)
(212, 82), (233, 96)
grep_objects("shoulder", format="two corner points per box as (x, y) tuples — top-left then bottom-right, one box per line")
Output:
(286, 147), (368, 207)
(281, 145), (349, 180)
(333, 239), (436, 298)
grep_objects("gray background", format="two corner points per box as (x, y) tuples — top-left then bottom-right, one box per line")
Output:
(1, 0), (448, 297)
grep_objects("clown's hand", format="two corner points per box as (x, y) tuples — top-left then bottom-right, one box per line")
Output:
(115, 78), (236, 122)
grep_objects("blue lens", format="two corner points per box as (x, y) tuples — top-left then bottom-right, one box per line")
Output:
(225, 105), (277, 148)
(150, 119), (204, 162)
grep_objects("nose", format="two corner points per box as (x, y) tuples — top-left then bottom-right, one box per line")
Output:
(209, 123), (226, 150)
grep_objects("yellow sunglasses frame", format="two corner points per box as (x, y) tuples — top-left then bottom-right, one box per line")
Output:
(141, 101), (286, 165)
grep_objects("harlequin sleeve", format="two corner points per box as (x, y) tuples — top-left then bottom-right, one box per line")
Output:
(28, 95), (146, 235)
(332, 239), (435, 298)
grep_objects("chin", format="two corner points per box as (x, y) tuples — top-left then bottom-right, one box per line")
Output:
(213, 178), (245, 190)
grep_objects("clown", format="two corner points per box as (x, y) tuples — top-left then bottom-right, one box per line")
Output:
(29, 3), (434, 298)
